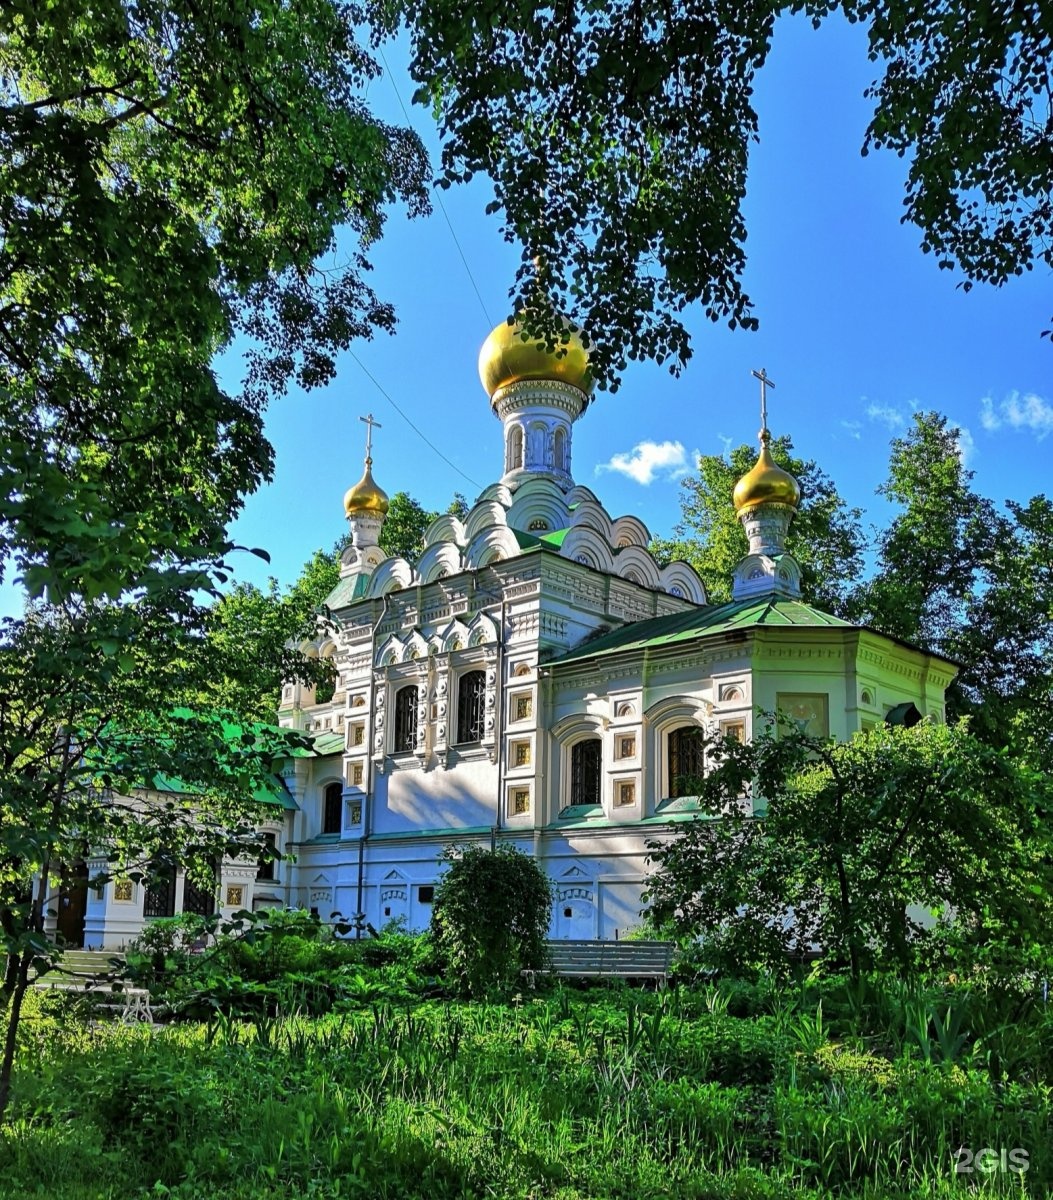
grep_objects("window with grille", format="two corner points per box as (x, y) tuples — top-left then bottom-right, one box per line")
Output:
(668, 726), (706, 798)
(394, 685), (419, 752)
(182, 865), (216, 916)
(143, 862), (176, 918)
(322, 782), (343, 834)
(570, 739), (602, 807)
(257, 832), (277, 882)
(457, 671), (487, 743)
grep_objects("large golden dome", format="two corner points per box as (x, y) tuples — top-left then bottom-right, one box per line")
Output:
(733, 432), (801, 514)
(478, 316), (593, 398)
(343, 459), (389, 517)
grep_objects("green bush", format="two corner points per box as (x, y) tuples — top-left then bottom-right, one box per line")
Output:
(431, 844), (552, 997)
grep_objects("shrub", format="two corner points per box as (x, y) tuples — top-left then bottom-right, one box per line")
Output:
(431, 844), (551, 997)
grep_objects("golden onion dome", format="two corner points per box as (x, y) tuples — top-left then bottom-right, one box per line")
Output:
(732, 431), (801, 514)
(343, 458), (389, 518)
(478, 315), (593, 399)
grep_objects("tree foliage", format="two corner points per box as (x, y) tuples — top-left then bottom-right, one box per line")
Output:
(644, 721), (1052, 983)
(1, 0), (429, 606)
(651, 436), (865, 612)
(854, 412), (1053, 760)
(0, 0), (429, 1119)
(431, 844), (552, 997)
(392, 2), (1051, 386)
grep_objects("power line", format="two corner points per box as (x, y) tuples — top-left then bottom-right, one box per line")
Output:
(347, 350), (483, 492)
(378, 45), (494, 329)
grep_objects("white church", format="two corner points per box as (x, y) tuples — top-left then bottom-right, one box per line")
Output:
(79, 319), (956, 947)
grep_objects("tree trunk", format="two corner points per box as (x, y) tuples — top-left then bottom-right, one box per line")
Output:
(0, 948), (31, 1120)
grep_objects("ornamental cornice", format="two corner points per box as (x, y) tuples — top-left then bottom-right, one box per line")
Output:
(857, 646), (924, 683)
(492, 379), (587, 419)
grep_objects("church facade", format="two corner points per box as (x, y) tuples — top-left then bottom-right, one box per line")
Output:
(80, 321), (955, 947)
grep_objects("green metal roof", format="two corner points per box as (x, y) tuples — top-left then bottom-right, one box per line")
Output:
(310, 730), (345, 756)
(538, 528), (571, 548)
(547, 597), (854, 667)
(323, 572), (372, 610)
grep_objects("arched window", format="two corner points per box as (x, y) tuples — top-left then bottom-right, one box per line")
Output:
(322, 782), (343, 835)
(394, 685), (419, 752)
(668, 726), (706, 798)
(554, 427), (567, 472)
(570, 738), (602, 807)
(508, 425), (524, 470)
(457, 670), (487, 743)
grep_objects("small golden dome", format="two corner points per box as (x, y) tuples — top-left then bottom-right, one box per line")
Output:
(343, 459), (389, 517)
(733, 432), (801, 514)
(478, 315), (593, 399)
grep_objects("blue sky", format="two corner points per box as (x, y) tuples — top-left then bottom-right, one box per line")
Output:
(4, 13), (1050, 616)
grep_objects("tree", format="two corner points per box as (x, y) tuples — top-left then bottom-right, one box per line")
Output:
(651, 436), (865, 612)
(380, 491), (471, 562)
(0, 1), (428, 1119)
(431, 844), (552, 997)
(644, 721), (1052, 983)
(0, 599), (315, 1116)
(855, 412), (1053, 761)
(391, 2), (1051, 386)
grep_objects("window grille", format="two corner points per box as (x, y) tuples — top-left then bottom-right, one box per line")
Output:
(668, 726), (706, 797)
(570, 739), (602, 806)
(182, 867), (216, 916)
(457, 671), (487, 743)
(394, 685), (419, 752)
(143, 863), (176, 918)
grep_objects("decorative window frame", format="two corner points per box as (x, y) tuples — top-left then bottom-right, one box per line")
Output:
(506, 782), (533, 820)
(508, 687), (534, 726)
(508, 735), (533, 771)
(319, 777), (345, 837)
(644, 695), (712, 806)
(552, 712), (607, 813)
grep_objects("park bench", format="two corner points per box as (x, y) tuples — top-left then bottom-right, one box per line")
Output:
(41, 979), (155, 1024)
(523, 939), (676, 987)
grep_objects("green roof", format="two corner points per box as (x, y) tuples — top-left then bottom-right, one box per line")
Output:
(547, 597), (854, 666)
(323, 572), (372, 610)
(309, 730), (345, 756)
(538, 528), (571, 548)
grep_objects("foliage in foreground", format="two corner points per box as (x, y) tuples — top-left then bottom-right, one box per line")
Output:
(646, 720), (1053, 983)
(3, 976), (1052, 1199)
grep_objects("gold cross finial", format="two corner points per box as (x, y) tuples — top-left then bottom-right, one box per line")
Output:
(751, 368), (775, 438)
(359, 412), (382, 464)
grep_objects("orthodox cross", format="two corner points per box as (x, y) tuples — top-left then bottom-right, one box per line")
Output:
(359, 412), (381, 462)
(751, 367), (775, 432)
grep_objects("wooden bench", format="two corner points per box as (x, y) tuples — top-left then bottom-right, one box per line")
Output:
(523, 939), (676, 987)
(40, 980), (154, 1024)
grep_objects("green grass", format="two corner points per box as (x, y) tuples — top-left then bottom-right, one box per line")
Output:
(2, 980), (1051, 1200)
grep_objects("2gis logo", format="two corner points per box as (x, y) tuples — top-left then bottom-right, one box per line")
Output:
(954, 1147), (1029, 1175)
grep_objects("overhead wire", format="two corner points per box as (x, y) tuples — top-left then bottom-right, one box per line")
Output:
(341, 44), (493, 497)
(347, 349), (483, 492)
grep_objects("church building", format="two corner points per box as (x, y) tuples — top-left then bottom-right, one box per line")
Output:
(81, 320), (956, 946)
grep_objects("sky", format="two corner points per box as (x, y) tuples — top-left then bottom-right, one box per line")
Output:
(4, 13), (1051, 615)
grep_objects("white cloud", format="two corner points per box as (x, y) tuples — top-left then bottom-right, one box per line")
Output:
(980, 391), (1053, 439)
(866, 403), (907, 430)
(596, 440), (694, 485)
(955, 425), (977, 466)
(840, 420), (862, 441)
(716, 433), (734, 458)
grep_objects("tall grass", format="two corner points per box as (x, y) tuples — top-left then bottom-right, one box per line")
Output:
(1, 980), (1050, 1199)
